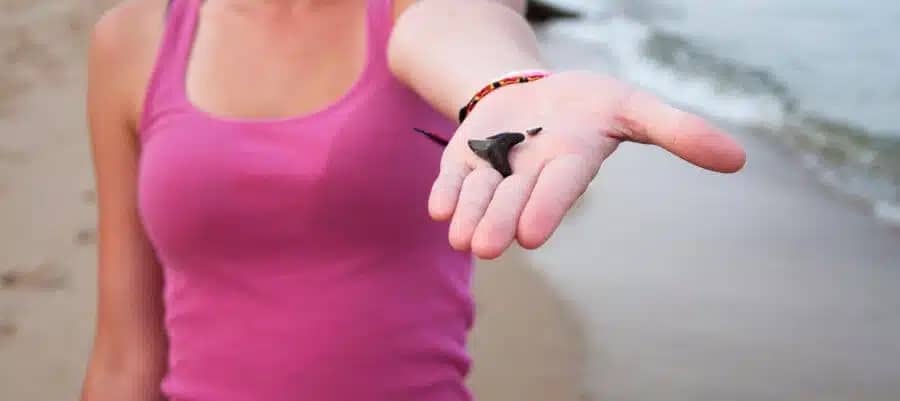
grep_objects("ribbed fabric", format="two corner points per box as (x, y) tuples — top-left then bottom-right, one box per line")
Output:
(137, 1), (473, 400)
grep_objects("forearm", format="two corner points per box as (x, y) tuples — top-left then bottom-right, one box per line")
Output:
(81, 338), (166, 401)
(81, 352), (167, 401)
(388, 0), (547, 121)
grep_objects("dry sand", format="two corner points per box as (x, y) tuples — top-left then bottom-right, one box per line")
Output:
(0, 2), (585, 401)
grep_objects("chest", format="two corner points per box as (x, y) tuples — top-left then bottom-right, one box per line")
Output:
(137, 80), (455, 259)
(185, 3), (369, 120)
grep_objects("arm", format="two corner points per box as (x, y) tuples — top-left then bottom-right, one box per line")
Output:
(387, 0), (745, 258)
(388, 0), (542, 120)
(81, 3), (168, 401)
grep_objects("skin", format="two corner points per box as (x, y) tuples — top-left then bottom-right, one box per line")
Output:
(81, 0), (744, 399)
(388, 0), (745, 259)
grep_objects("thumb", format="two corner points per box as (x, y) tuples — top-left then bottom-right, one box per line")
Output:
(614, 90), (747, 173)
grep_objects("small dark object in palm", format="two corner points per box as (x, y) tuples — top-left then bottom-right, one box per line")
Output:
(413, 127), (543, 178)
(467, 133), (526, 177)
(413, 128), (450, 146)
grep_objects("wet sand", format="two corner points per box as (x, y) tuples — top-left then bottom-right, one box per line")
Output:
(533, 27), (900, 401)
(531, 134), (900, 401)
(0, 2), (585, 400)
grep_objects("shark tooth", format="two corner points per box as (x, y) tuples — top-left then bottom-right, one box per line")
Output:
(526, 127), (543, 136)
(413, 128), (450, 146)
(467, 132), (526, 177)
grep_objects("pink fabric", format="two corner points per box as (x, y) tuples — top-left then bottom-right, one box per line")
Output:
(137, 1), (473, 400)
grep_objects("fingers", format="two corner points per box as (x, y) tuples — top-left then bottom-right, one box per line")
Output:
(428, 161), (471, 221)
(470, 171), (540, 259)
(517, 155), (594, 249)
(441, 155), (594, 256)
(448, 167), (503, 252)
(617, 90), (747, 173)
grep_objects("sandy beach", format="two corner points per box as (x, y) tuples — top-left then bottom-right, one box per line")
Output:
(535, 28), (900, 400)
(2, 2), (900, 401)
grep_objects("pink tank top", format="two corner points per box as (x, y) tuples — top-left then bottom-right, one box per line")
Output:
(136, 1), (473, 400)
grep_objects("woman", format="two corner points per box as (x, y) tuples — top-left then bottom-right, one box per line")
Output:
(81, 0), (745, 400)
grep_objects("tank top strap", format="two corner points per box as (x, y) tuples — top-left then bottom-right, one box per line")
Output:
(140, 0), (202, 136)
(364, 0), (395, 68)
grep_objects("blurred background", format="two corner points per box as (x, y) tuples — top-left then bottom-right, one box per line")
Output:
(2, 0), (898, 400)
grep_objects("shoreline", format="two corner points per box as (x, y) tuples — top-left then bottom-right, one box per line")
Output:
(533, 20), (900, 400)
(539, 18), (900, 231)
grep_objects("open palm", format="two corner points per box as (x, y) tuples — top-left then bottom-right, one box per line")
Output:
(428, 70), (747, 259)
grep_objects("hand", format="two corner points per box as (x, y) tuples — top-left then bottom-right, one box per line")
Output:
(428, 70), (747, 259)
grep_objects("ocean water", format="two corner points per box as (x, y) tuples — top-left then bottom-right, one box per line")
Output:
(534, 0), (900, 223)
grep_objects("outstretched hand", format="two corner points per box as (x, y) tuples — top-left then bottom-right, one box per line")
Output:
(428, 70), (747, 259)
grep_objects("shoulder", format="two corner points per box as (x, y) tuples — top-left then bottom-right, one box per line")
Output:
(89, 0), (168, 128)
(90, 0), (166, 70)
(391, 0), (527, 20)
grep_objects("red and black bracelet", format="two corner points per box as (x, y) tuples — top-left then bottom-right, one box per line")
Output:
(457, 69), (551, 123)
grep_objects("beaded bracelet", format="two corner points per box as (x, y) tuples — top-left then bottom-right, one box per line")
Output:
(457, 69), (551, 123)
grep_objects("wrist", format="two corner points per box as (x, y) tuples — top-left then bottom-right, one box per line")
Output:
(457, 68), (552, 123)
